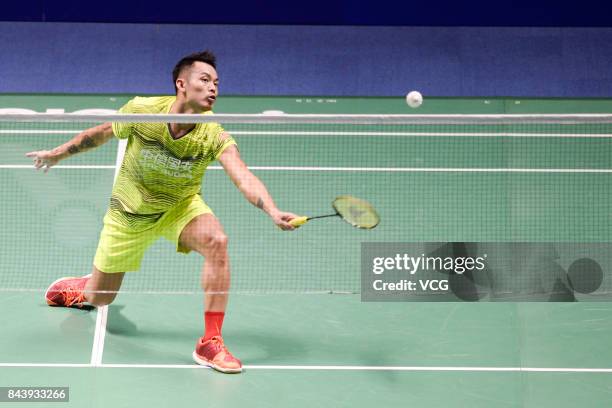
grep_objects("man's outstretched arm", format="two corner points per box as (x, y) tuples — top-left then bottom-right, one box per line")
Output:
(218, 139), (298, 231)
(26, 122), (115, 172)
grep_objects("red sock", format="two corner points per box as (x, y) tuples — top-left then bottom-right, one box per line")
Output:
(204, 312), (225, 341)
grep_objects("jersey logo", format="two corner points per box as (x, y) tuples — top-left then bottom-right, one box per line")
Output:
(140, 148), (194, 179)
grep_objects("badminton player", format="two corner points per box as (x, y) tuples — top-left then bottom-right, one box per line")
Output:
(26, 50), (298, 373)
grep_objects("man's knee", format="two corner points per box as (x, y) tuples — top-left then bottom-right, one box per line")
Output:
(199, 232), (229, 256)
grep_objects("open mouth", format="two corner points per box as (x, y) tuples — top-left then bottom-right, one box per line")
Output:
(206, 95), (216, 103)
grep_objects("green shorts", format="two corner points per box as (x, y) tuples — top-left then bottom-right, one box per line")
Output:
(93, 194), (212, 273)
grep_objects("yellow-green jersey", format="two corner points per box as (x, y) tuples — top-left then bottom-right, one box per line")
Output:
(111, 96), (236, 216)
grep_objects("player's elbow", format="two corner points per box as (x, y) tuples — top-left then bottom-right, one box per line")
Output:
(231, 173), (252, 193)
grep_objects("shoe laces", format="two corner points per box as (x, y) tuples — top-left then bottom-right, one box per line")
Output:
(207, 336), (227, 353)
(63, 287), (86, 307)
(205, 337), (240, 363)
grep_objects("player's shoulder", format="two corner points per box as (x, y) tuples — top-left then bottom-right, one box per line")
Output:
(121, 96), (175, 114)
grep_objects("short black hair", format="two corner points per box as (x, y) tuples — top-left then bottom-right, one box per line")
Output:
(172, 50), (217, 93)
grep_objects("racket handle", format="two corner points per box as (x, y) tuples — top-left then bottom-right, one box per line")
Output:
(289, 216), (309, 227)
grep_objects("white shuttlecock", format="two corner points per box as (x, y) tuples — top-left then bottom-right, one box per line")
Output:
(406, 91), (423, 108)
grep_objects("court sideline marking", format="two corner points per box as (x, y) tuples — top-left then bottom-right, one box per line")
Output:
(2, 363), (612, 373)
(2, 164), (612, 173)
(3, 129), (612, 138)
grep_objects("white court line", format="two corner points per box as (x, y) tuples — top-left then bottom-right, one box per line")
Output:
(0, 363), (92, 368)
(89, 305), (107, 366)
(89, 138), (128, 367)
(230, 131), (612, 138)
(0, 288), (355, 295)
(2, 112), (612, 125)
(2, 164), (612, 173)
(3, 129), (612, 138)
(2, 363), (612, 373)
(0, 165), (115, 169)
(0, 130), (83, 134)
(222, 166), (612, 173)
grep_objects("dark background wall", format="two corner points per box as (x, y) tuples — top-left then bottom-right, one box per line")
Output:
(2, 0), (611, 27)
(1, 1), (611, 97)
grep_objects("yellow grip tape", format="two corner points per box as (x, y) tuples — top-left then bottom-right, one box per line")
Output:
(289, 216), (308, 227)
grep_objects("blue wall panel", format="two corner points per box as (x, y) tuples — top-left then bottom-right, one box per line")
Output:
(1, 22), (611, 97)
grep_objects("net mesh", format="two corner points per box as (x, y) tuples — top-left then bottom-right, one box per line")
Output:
(1, 113), (612, 297)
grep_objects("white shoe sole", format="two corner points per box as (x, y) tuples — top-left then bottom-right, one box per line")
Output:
(192, 351), (242, 374)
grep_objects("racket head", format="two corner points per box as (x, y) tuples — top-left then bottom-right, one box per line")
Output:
(332, 195), (380, 229)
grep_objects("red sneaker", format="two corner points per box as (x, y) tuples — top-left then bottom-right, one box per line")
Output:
(45, 274), (91, 308)
(193, 336), (243, 373)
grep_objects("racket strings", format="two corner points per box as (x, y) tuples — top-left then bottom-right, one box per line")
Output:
(333, 196), (380, 229)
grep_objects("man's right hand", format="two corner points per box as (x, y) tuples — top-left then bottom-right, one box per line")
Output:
(25, 150), (61, 173)
(24, 122), (114, 174)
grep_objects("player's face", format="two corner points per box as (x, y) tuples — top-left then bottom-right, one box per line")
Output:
(182, 62), (219, 111)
